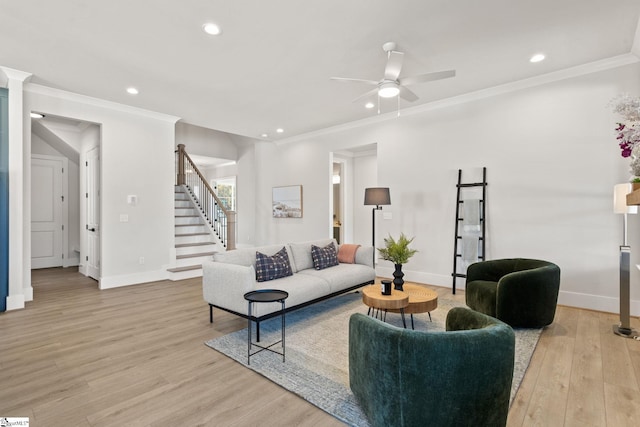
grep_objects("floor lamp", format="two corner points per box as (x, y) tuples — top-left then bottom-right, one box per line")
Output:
(364, 187), (391, 267)
(613, 183), (638, 339)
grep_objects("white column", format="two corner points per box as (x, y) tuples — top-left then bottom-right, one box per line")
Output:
(0, 66), (32, 310)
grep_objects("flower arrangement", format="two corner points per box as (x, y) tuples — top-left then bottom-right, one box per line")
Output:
(611, 94), (640, 179)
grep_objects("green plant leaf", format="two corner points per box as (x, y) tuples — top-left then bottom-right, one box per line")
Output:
(376, 232), (418, 265)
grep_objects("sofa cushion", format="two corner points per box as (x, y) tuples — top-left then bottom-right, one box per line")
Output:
(255, 247), (293, 282)
(311, 244), (339, 270)
(289, 239), (337, 271)
(214, 244), (297, 272)
(298, 263), (375, 293)
(337, 244), (361, 264)
(250, 273), (333, 317)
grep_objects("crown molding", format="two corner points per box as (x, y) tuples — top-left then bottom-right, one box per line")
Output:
(25, 83), (181, 124)
(276, 53), (640, 146)
(0, 66), (32, 83)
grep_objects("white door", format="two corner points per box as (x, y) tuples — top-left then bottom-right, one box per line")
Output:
(31, 156), (63, 268)
(86, 146), (100, 280)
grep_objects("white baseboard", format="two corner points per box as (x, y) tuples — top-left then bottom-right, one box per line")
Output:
(5, 294), (25, 311)
(99, 269), (169, 290)
(63, 257), (80, 268)
(375, 266), (451, 289)
(23, 285), (33, 302)
(558, 290), (640, 317)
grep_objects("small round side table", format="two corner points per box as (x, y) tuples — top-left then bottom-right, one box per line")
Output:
(244, 289), (288, 365)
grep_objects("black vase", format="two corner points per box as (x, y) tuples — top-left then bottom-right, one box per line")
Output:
(393, 263), (404, 291)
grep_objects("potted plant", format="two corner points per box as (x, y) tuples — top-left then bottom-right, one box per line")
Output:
(377, 233), (418, 291)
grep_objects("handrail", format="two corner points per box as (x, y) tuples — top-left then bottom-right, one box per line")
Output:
(175, 144), (236, 250)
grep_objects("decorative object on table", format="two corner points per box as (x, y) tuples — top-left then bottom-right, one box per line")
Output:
(363, 187), (391, 267)
(465, 258), (560, 328)
(272, 185), (303, 218)
(377, 233), (417, 291)
(613, 183), (639, 339)
(381, 279), (392, 295)
(611, 94), (640, 180)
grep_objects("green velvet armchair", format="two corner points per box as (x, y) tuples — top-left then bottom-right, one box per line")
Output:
(349, 308), (515, 427)
(465, 258), (561, 328)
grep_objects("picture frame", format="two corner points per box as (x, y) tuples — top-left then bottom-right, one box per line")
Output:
(272, 185), (303, 218)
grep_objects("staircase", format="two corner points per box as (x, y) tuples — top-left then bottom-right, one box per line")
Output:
(167, 185), (220, 280)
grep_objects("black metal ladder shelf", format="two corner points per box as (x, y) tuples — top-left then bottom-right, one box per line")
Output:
(452, 168), (487, 294)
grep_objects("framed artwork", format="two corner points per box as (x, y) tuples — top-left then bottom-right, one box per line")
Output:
(272, 185), (303, 218)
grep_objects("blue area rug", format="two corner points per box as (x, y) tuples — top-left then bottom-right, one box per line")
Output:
(205, 290), (541, 426)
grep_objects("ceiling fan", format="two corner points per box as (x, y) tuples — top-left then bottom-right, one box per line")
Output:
(331, 41), (456, 103)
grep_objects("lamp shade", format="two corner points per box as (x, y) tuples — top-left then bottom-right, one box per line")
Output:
(614, 183), (638, 214)
(364, 187), (391, 206)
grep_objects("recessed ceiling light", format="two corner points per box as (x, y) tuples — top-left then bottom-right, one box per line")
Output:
(530, 53), (545, 63)
(261, 133), (268, 138)
(365, 102), (375, 109)
(203, 23), (222, 35)
(276, 128), (284, 133)
(30, 112), (45, 119)
(126, 87), (139, 95)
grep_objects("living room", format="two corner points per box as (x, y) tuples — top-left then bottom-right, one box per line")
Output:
(1, 1), (640, 425)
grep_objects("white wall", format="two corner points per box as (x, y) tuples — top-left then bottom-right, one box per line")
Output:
(249, 62), (640, 315)
(24, 85), (178, 289)
(175, 122), (238, 159)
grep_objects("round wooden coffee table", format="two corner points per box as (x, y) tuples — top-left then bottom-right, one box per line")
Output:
(361, 285), (409, 328)
(387, 283), (438, 329)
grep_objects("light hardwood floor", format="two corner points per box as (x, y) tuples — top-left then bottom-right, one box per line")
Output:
(1, 268), (639, 426)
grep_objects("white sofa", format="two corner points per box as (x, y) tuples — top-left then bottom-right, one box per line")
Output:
(202, 238), (375, 332)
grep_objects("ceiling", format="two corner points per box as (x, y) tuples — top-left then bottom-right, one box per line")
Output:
(2, 1), (640, 142)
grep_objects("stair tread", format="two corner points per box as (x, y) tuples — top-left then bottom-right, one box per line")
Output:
(175, 223), (204, 227)
(167, 265), (202, 273)
(175, 242), (216, 248)
(176, 251), (216, 260)
(175, 232), (210, 237)
(175, 215), (199, 218)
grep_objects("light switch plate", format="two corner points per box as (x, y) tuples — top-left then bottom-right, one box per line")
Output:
(120, 214), (129, 222)
(383, 212), (392, 220)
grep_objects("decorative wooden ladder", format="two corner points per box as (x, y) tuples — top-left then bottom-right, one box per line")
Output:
(451, 167), (487, 294)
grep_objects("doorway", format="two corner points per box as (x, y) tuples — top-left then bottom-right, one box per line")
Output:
(30, 113), (101, 283)
(332, 162), (344, 244)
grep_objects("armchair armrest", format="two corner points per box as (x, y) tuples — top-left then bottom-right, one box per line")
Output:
(202, 259), (256, 316)
(466, 259), (518, 283)
(495, 263), (561, 327)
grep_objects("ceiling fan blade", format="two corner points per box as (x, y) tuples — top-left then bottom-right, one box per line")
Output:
(330, 77), (378, 85)
(384, 51), (404, 81)
(399, 86), (419, 102)
(401, 69), (456, 86)
(351, 87), (379, 103)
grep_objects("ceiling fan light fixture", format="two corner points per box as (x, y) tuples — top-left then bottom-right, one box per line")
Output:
(378, 82), (400, 98)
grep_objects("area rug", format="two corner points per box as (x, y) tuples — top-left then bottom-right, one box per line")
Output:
(205, 291), (542, 427)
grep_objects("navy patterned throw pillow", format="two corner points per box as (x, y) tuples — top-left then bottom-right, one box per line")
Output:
(255, 247), (293, 282)
(311, 243), (339, 270)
